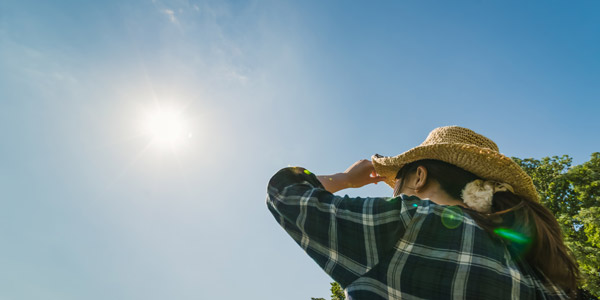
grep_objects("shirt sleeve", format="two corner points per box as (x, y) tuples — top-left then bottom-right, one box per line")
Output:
(266, 166), (418, 288)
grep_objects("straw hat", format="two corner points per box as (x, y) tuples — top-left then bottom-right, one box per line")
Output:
(371, 126), (540, 203)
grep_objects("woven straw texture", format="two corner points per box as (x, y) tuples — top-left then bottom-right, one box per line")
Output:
(371, 126), (540, 203)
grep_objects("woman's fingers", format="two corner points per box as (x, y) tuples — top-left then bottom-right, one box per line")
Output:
(344, 159), (386, 187)
(370, 176), (386, 184)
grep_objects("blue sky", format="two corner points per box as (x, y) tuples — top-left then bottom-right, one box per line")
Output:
(1, 1), (599, 299)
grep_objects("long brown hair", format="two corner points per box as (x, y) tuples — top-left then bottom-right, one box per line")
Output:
(394, 159), (580, 297)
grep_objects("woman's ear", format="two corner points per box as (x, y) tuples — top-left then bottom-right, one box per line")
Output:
(414, 166), (428, 191)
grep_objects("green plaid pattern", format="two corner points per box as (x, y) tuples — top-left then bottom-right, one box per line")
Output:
(266, 167), (568, 300)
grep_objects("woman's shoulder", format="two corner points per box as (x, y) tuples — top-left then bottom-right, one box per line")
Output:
(393, 195), (569, 299)
(402, 196), (508, 258)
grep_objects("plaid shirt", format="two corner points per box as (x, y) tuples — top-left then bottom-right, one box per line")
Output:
(266, 167), (569, 300)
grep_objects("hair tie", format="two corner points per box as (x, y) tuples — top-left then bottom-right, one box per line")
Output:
(461, 180), (515, 213)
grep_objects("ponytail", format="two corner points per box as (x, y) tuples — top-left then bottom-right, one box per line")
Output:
(469, 192), (580, 296)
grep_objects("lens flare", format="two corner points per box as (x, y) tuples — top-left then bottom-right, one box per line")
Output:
(441, 206), (463, 229)
(493, 228), (531, 244)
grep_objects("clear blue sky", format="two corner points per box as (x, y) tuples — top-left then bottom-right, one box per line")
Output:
(1, 1), (598, 299)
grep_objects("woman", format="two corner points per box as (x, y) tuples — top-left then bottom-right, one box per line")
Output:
(266, 126), (579, 299)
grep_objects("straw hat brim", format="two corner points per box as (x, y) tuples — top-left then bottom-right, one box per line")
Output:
(371, 143), (540, 203)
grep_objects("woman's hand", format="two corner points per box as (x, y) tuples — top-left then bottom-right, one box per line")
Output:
(343, 159), (387, 188)
(317, 159), (386, 193)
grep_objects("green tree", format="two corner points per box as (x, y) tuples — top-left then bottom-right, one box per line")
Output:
(330, 282), (345, 300)
(311, 282), (345, 300)
(514, 153), (600, 297)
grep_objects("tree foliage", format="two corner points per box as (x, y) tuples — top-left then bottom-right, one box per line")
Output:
(514, 153), (600, 297)
(330, 282), (345, 300)
(311, 282), (345, 300)
(315, 154), (600, 299)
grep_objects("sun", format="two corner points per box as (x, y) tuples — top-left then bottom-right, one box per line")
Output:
(140, 105), (191, 148)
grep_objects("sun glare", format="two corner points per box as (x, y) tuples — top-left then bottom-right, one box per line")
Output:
(141, 105), (191, 148)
